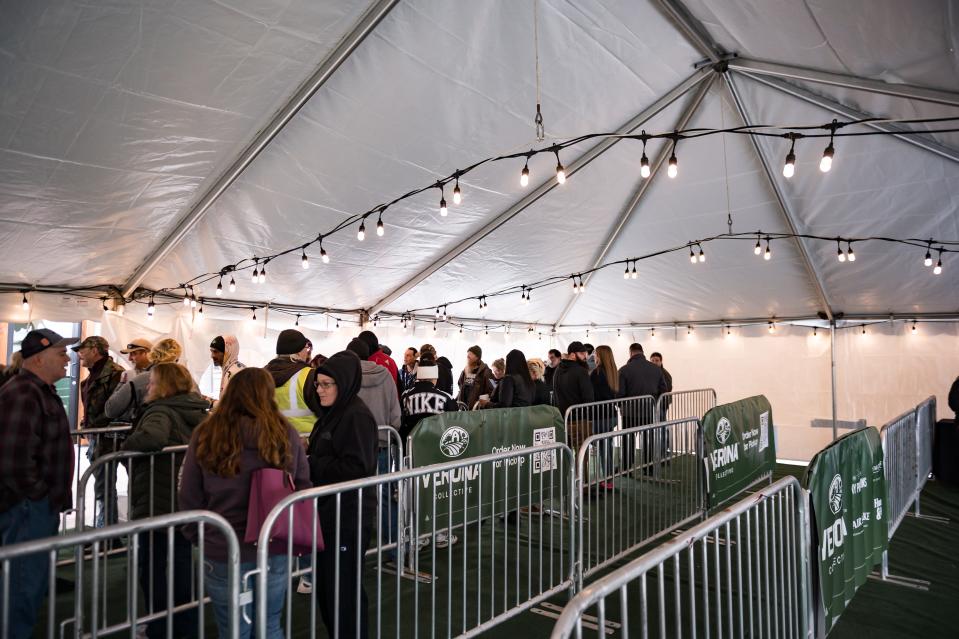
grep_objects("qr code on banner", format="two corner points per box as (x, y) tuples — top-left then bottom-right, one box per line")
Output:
(532, 427), (557, 473)
(759, 411), (769, 452)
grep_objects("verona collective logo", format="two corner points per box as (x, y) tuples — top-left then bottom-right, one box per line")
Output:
(828, 474), (843, 515)
(439, 427), (470, 458)
(716, 417), (731, 445)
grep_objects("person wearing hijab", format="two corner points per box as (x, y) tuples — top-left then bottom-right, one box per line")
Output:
(307, 351), (378, 639)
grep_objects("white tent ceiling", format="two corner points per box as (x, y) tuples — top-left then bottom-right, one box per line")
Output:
(1, 0), (957, 327)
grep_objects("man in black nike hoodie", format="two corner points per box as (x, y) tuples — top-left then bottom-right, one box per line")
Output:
(307, 350), (378, 639)
(552, 341), (594, 416)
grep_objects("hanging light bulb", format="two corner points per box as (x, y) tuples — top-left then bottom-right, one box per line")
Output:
(101, 298), (109, 312)
(924, 248), (933, 267)
(689, 247), (697, 264)
(258, 263), (266, 284)
(357, 219), (366, 241)
(837, 240), (846, 263)
(768, 322), (776, 334)
(336, 318), (340, 329)
(251, 308), (257, 322)
(846, 242), (855, 262)
(667, 137), (678, 178)
(21, 292), (29, 310)
(783, 136), (796, 178)
(651, 327), (655, 338)
(216, 278), (223, 296)
(933, 251), (942, 275)
(190, 294), (197, 308)
(639, 134), (651, 178)
(754, 235), (762, 256)
(439, 190), (448, 217)
(698, 244), (705, 263)
(631, 262), (638, 279)
(572, 278), (579, 294)
(452, 177), (462, 205)
(196, 301), (204, 322)
(813, 327), (818, 337)
(295, 314), (300, 327)
(433, 320), (437, 332)
(301, 249), (309, 269)
(522, 288), (529, 303)
(820, 122), (836, 172)
(764, 238), (772, 261)
(687, 325), (692, 336)
(861, 325), (866, 335)
(183, 293), (191, 307)
(554, 151), (566, 184)
(520, 160), (530, 187)
(229, 276), (236, 293)
(320, 243), (330, 264)
(911, 321), (917, 335)
(147, 298), (155, 319)
(376, 215), (384, 237)
(726, 325), (732, 336)
(624, 263), (630, 279)
(578, 277), (585, 293)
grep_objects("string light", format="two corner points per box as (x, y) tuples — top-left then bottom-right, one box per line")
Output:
(295, 314), (300, 327)
(252, 259), (259, 283)
(861, 324), (866, 335)
(101, 298), (109, 312)
(667, 136), (678, 179)
(754, 234), (762, 256)
(651, 328), (655, 338)
(783, 135), (796, 178)
(320, 241), (330, 264)
(452, 176), (462, 205)
(183, 292), (191, 307)
(572, 277), (579, 294)
(698, 244), (705, 263)
(520, 158), (530, 187)
(846, 242), (855, 262)
(689, 246), (697, 264)
(357, 218), (366, 241)
(726, 325), (731, 336)
(624, 263), (630, 279)
(639, 133), (651, 178)
(336, 318), (340, 329)
(764, 237), (772, 261)
(190, 292), (197, 308)
(768, 321), (776, 334)
(820, 120), (837, 172)
(934, 250), (943, 275)
(924, 245), (933, 267)
(687, 325), (692, 336)
(554, 150), (566, 184)
(216, 277), (223, 296)
(21, 292), (29, 310)
(196, 299), (204, 322)
(837, 240), (846, 263)
(376, 213), (385, 237)
(301, 248), (309, 269)
(911, 321), (917, 335)
(439, 186), (448, 217)
(813, 327), (818, 337)
(433, 320), (437, 331)
(229, 276), (236, 293)
(147, 297), (155, 319)
(251, 308), (257, 322)
(631, 261), (638, 279)
(258, 262), (266, 284)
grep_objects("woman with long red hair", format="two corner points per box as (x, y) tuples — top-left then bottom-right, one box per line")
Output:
(179, 367), (310, 639)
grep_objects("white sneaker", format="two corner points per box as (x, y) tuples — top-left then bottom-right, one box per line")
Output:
(297, 577), (312, 594)
(434, 533), (458, 549)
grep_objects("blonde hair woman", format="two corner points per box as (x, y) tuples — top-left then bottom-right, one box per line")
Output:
(590, 346), (619, 489)
(149, 338), (183, 365)
(527, 358), (551, 406)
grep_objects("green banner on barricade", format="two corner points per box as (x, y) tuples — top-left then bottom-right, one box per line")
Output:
(409, 405), (566, 531)
(702, 395), (776, 507)
(804, 427), (888, 633)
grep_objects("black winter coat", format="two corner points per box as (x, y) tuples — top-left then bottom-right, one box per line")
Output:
(552, 359), (594, 416)
(121, 392), (209, 520)
(485, 374), (533, 409)
(308, 351), (378, 532)
(531, 379), (551, 406)
(617, 354), (667, 400)
(590, 368), (616, 402)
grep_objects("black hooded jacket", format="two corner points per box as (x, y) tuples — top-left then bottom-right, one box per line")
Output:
(264, 356), (310, 389)
(552, 358), (594, 416)
(307, 351), (378, 531)
(436, 356), (454, 396)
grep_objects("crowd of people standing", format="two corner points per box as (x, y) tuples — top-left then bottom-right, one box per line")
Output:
(0, 325), (673, 639)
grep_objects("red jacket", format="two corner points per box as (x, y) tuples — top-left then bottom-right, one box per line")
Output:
(369, 349), (399, 385)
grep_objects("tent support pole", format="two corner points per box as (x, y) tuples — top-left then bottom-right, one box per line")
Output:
(728, 58), (959, 109)
(120, 0), (401, 298)
(551, 74), (717, 328)
(831, 321), (838, 441)
(365, 67), (713, 317)
(724, 73), (835, 320)
(737, 71), (959, 165)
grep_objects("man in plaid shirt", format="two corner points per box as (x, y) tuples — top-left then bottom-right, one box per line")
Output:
(0, 328), (77, 639)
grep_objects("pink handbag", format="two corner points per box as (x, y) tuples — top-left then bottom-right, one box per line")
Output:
(244, 467), (324, 555)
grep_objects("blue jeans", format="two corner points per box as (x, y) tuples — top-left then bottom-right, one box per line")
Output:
(86, 437), (119, 527)
(205, 554), (288, 639)
(591, 417), (616, 480)
(0, 497), (60, 639)
(377, 448), (401, 562)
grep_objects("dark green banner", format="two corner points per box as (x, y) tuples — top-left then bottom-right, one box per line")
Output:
(702, 395), (777, 507)
(409, 405), (566, 531)
(804, 427), (888, 633)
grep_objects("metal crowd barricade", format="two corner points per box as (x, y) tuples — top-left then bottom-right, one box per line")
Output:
(577, 418), (705, 583)
(563, 396), (656, 457)
(655, 388), (717, 423)
(0, 510), (240, 639)
(62, 424), (133, 533)
(75, 445), (189, 533)
(914, 396), (936, 493)
(254, 443), (576, 639)
(551, 476), (812, 639)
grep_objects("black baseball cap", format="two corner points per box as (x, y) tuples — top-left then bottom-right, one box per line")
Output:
(20, 329), (79, 359)
(567, 341), (587, 354)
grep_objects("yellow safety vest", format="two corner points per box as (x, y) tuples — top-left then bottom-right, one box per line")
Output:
(275, 367), (315, 433)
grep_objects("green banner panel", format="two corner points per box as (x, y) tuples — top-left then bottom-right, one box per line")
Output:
(804, 427), (888, 633)
(409, 405), (566, 531)
(702, 395), (777, 507)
